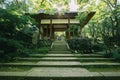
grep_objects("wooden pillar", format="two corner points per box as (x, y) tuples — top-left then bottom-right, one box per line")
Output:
(50, 18), (53, 39)
(52, 25), (54, 39)
(46, 25), (49, 37)
(66, 25), (69, 39)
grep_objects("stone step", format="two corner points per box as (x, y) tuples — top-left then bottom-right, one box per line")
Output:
(53, 45), (66, 46)
(0, 62), (81, 67)
(29, 54), (103, 57)
(82, 63), (120, 67)
(2, 41), (120, 80)
(29, 54), (74, 57)
(0, 66), (120, 80)
(52, 45), (67, 47)
(29, 55), (103, 58)
(1, 62), (120, 67)
(53, 46), (67, 48)
(48, 51), (71, 54)
(36, 61), (81, 66)
(51, 49), (68, 51)
(75, 54), (104, 58)
(0, 72), (120, 80)
(18, 57), (115, 61)
(53, 41), (66, 44)
(74, 54), (103, 56)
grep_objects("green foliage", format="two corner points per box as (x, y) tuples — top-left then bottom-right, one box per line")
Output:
(78, 0), (120, 57)
(77, 0), (90, 3)
(76, 12), (88, 26)
(67, 38), (93, 53)
(67, 25), (79, 37)
(104, 51), (113, 58)
(0, 8), (36, 38)
(0, 0), (5, 4)
(0, 37), (22, 52)
(21, 47), (49, 55)
(35, 47), (49, 53)
(15, 25), (39, 46)
(67, 39), (80, 51)
(0, 8), (38, 62)
(104, 47), (120, 62)
(0, 9), (18, 37)
(38, 39), (52, 48)
(68, 38), (106, 53)
(92, 43), (105, 52)
(68, 25), (78, 32)
(112, 47), (120, 61)
(0, 36), (23, 62)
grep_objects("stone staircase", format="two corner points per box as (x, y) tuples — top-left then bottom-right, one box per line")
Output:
(27, 40), (91, 77)
(0, 40), (120, 80)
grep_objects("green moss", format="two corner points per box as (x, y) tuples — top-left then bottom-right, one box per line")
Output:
(0, 66), (32, 72)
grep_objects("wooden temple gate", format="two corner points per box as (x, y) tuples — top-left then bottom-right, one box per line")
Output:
(28, 12), (95, 40)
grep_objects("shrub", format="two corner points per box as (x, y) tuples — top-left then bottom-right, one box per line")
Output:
(79, 39), (92, 51)
(0, 37), (23, 62)
(67, 38), (92, 53)
(92, 43), (105, 52)
(0, 8), (38, 62)
(34, 47), (49, 53)
(104, 51), (113, 58)
(112, 47), (120, 61)
(38, 39), (52, 48)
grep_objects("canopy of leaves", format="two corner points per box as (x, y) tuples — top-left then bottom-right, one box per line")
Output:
(0, 0), (70, 14)
(0, 8), (37, 38)
(76, 12), (88, 27)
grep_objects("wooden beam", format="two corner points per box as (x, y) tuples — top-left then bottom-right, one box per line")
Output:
(81, 12), (96, 28)
(54, 28), (67, 31)
(46, 25), (49, 37)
